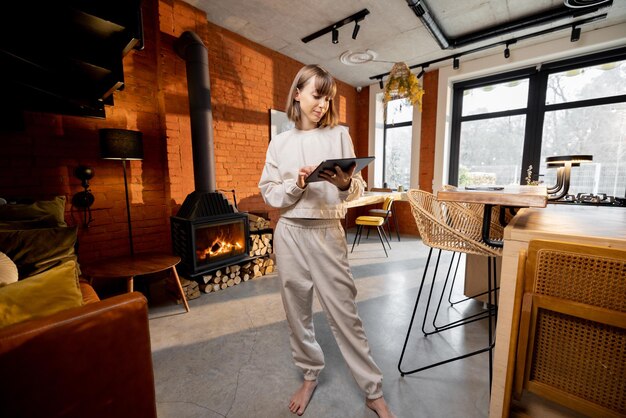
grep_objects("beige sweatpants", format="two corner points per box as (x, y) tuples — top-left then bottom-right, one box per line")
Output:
(274, 217), (384, 400)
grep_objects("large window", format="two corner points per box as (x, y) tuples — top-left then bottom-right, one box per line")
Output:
(450, 47), (626, 197)
(382, 99), (412, 189)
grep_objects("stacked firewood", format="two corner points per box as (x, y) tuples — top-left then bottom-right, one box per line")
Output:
(248, 213), (270, 231)
(165, 276), (201, 303)
(198, 256), (276, 293)
(249, 232), (272, 257)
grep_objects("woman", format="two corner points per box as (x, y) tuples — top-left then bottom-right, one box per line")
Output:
(259, 64), (395, 418)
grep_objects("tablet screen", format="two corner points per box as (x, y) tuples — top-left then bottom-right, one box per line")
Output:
(304, 157), (375, 183)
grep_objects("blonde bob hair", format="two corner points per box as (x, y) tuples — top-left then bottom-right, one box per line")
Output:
(286, 64), (339, 128)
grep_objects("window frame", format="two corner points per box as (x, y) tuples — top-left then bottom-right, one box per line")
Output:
(382, 103), (412, 188)
(448, 46), (626, 186)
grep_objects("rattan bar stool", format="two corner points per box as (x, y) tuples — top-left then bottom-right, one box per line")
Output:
(444, 201), (504, 309)
(413, 191), (501, 335)
(398, 189), (502, 388)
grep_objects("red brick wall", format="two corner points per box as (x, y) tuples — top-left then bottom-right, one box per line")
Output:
(420, 70), (439, 194)
(0, 0), (363, 262)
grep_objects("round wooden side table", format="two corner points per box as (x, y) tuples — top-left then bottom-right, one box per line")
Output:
(82, 252), (190, 312)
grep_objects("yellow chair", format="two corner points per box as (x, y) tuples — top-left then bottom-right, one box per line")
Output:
(350, 197), (394, 257)
(513, 240), (626, 418)
(367, 188), (400, 241)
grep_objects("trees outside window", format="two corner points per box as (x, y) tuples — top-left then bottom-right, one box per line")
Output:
(382, 99), (412, 189)
(450, 48), (626, 197)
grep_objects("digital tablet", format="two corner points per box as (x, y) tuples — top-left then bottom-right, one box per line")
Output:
(304, 156), (375, 183)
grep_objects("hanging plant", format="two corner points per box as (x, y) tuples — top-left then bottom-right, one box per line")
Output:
(383, 62), (425, 111)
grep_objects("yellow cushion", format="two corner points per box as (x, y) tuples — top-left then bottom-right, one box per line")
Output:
(355, 216), (385, 227)
(0, 259), (83, 328)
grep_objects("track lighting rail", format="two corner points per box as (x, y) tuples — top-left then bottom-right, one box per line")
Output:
(301, 9), (370, 44)
(369, 13), (606, 83)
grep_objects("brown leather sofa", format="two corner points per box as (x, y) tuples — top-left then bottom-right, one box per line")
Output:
(0, 282), (157, 418)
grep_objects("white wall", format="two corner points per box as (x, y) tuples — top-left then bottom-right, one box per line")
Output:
(368, 22), (626, 192)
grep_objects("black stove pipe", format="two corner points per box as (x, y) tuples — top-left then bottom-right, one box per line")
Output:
(174, 31), (215, 193)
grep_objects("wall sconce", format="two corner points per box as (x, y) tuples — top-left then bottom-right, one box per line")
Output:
(545, 154), (593, 200)
(100, 128), (144, 256)
(72, 165), (95, 228)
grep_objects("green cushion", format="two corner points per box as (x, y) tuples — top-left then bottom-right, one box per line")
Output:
(0, 196), (67, 227)
(0, 227), (78, 278)
(0, 215), (59, 230)
(0, 259), (83, 328)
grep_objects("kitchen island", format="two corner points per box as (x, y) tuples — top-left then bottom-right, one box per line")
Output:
(490, 204), (626, 417)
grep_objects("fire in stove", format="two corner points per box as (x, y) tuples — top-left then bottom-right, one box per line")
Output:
(171, 211), (250, 277)
(196, 233), (244, 261)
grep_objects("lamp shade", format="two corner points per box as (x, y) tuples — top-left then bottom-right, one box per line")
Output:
(545, 154), (592, 164)
(546, 162), (581, 168)
(99, 129), (143, 160)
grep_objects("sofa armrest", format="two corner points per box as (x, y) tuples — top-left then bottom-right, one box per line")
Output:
(0, 292), (156, 418)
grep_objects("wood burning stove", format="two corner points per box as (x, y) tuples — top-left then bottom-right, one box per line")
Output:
(171, 32), (251, 277)
(171, 209), (249, 277)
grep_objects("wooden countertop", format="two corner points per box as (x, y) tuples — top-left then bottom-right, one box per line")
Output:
(437, 185), (547, 208)
(344, 190), (405, 209)
(505, 204), (626, 244)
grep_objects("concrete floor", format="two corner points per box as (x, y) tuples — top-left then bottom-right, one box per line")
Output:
(147, 232), (493, 418)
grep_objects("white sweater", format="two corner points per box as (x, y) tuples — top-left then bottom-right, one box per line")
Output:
(259, 125), (366, 219)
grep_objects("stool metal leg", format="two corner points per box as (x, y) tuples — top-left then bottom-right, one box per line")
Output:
(429, 252), (493, 335)
(398, 249), (496, 379)
(420, 251), (493, 337)
(447, 254), (500, 307)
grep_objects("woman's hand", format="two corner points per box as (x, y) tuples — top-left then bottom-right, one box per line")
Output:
(297, 165), (317, 189)
(320, 163), (356, 191)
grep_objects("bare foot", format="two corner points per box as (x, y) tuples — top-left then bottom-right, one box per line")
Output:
(289, 380), (318, 416)
(366, 396), (397, 418)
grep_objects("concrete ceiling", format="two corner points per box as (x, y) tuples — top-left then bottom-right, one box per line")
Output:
(183, 0), (626, 87)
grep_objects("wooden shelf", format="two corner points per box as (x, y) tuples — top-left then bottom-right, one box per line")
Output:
(1, 1), (142, 118)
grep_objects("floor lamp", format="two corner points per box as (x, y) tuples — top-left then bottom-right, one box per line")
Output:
(545, 154), (592, 201)
(100, 128), (144, 256)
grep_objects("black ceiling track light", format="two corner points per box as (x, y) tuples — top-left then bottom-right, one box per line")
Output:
(370, 12), (607, 85)
(301, 9), (370, 44)
(352, 21), (361, 40)
(571, 25), (582, 41)
(404, 0), (613, 50)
